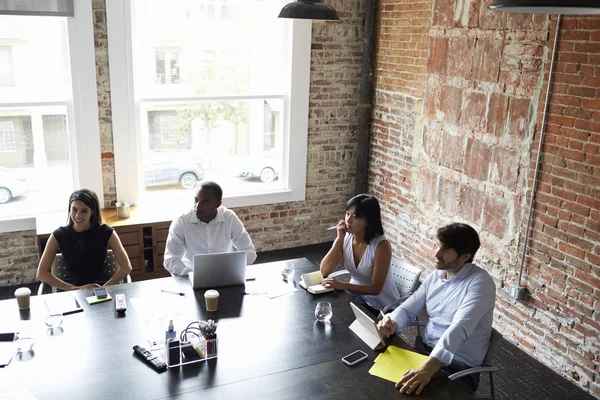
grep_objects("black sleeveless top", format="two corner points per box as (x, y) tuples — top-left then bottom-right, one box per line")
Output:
(52, 224), (114, 286)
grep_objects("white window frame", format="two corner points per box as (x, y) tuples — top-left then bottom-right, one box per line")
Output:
(0, 0), (103, 233)
(106, 0), (310, 209)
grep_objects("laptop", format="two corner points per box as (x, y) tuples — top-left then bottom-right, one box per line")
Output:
(349, 302), (387, 350)
(190, 251), (247, 289)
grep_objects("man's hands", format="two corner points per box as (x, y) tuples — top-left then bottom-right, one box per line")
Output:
(376, 315), (398, 337)
(394, 357), (443, 395)
(74, 283), (101, 290)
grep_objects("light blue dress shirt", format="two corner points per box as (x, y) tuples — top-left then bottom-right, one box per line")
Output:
(389, 263), (495, 367)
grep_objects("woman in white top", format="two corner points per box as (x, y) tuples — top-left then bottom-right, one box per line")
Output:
(320, 195), (400, 313)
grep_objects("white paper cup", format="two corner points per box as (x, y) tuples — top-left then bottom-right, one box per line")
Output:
(14, 287), (31, 309)
(204, 289), (219, 312)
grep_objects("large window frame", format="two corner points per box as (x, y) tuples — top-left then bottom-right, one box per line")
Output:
(106, 0), (310, 209)
(0, 0), (102, 233)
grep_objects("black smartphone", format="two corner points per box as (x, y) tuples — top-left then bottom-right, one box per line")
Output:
(94, 288), (108, 299)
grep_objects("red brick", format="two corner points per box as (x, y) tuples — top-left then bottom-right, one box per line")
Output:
(427, 37), (449, 75)
(464, 139), (491, 181)
(460, 92), (487, 129)
(438, 177), (460, 215)
(490, 147), (519, 189)
(439, 131), (466, 172)
(483, 195), (509, 238)
(558, 241), (586, 259)
(439, 85), (462, 124)
(447, 37), (475, 80)
(458, 185), (484, 223)
(508, 97), (531, 139)
(472, 39), (502, 83)
(432, 0), (454, 27)
(562, 201), (590, 217)
(566, 276), (594, 295)
(487, 93), (509, 136)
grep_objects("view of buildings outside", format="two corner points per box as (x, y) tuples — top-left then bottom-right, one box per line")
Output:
(0, 0), (290, 218)
(0, 15), (74, 219)
(132, 0), (287, 203)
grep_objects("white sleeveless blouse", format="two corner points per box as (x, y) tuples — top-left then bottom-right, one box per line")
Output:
(342, 233), (400, 310)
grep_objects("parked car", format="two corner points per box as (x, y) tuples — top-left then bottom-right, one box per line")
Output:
(238, 152), (281, 183)
(142, 151), (205, 189)
(0, 167), (31, 204)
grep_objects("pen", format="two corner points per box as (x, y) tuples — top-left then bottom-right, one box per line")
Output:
(161, 289), (185, 296)
(241, 291), (267, 295)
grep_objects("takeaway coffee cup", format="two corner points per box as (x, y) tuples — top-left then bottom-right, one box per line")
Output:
(14, 287), (31, 309)
(205, 290), (219, 312)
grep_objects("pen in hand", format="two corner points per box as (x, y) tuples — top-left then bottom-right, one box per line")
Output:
(161, 289), (185, 296)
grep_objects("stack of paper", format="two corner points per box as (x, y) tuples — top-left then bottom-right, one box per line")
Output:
(368, 346), (429, 382)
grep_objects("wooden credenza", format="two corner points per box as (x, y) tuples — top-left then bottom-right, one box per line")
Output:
(37, 206), (176, 282)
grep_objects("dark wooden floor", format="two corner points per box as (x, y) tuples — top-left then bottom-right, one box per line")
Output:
(1, 241), (596, 400)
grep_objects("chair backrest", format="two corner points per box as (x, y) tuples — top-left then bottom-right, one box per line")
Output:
(48, 250), (120, 292)
(482, 328), (503, 366)
(389, 258), (421, 296)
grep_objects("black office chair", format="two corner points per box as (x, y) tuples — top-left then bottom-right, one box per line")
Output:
(409, 321), (501, 400)
(38, 249), (132, 295)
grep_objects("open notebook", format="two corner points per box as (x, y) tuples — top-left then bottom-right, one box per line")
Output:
(299, 270), (350, 294)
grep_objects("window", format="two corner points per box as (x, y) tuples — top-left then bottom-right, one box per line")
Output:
(0, 1), (102, 228)
(0, 120), (16, 152)
(0, 46), (14, 87)
(107, 0), (310, 208)
(155, 48), (180, 84)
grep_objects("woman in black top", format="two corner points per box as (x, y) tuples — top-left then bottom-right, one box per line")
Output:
(36, 189), (132, 290)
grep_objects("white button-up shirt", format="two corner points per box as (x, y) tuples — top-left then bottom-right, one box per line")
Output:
(389, 263), (496, 367)
(164, 206), (257, 276)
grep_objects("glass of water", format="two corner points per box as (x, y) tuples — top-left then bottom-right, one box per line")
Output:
(281, 262), (295, 283)
(45, 313), (63, 331)
(315, 301), (333, 322)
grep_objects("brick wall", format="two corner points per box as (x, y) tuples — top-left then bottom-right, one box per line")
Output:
(371, 0), (599, 396)
(0, 1), (364, 283)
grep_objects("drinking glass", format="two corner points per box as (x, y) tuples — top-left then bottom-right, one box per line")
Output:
(45, 313), (63, 331)
(315, 301), (333, 322)
(281, 263), (295, 283)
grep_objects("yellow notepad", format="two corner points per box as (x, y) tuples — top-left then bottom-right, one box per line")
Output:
(85, 293), (113, 305)
(368, 345), (429, 383)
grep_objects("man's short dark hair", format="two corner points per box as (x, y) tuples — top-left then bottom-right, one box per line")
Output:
(345, 194), (384, 243)
(437, 223), (480, 263)
(199, 181), (223, 201)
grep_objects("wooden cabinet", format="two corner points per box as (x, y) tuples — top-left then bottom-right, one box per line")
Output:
(113, 221), (171, 281)
(37, 207), (174, 282)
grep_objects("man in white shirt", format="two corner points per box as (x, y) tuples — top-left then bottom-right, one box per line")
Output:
(377, 223), (495, 395)
(164, 181), (257, 276)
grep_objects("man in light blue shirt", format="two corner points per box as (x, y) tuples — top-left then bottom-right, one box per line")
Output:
(377, 223), (495, 395)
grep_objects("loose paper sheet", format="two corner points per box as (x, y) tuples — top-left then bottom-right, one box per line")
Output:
(368, 345), (429, 383)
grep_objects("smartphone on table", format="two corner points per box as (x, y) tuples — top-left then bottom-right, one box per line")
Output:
(94, 288), (108, 299)
(342, 350), (368, 366)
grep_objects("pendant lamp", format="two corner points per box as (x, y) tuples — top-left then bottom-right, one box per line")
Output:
(489, 0), (600, 14)
(278, 0), (340, 21)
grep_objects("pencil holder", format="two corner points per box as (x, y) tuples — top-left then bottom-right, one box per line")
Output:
(160, 338), (218, 368)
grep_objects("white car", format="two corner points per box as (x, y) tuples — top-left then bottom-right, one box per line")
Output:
(238, 153), (281, 183)
(0, 167), (31, 204)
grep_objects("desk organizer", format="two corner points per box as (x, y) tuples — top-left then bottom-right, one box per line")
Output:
(153, 337), (218, 368)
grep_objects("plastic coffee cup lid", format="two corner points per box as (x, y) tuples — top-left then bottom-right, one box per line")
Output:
(204, 289), (219, 299)
(14, 287), (31, 296)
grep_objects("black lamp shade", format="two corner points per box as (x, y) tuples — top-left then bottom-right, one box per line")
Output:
(278, 0), (340, 21)
(489, 0), (600, 14)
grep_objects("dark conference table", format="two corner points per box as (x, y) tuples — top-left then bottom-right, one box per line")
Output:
(0, 258), (470, 399)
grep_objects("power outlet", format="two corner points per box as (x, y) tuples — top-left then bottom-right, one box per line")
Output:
(509, 284), (527, 301)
